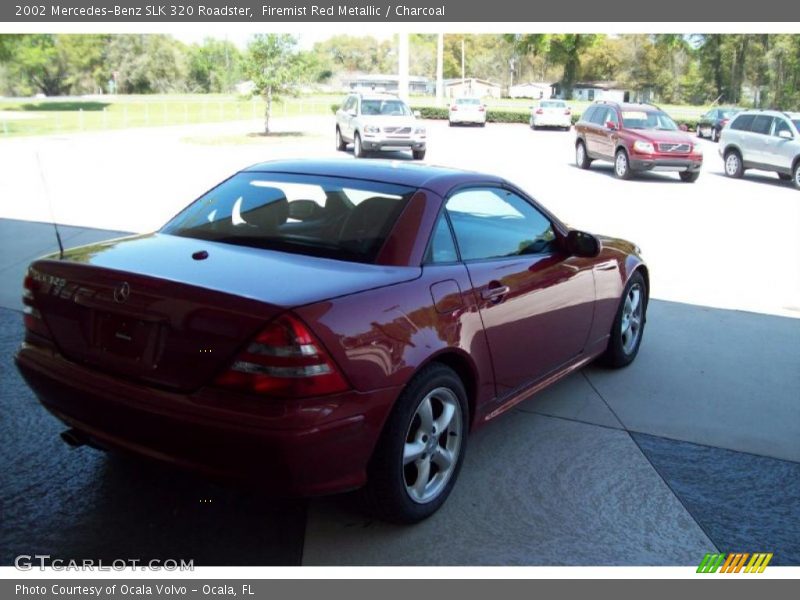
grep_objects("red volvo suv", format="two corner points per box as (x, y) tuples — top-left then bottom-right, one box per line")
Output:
(574, 101), (703, 182)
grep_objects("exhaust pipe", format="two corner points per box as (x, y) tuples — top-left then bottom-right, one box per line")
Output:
(60, 428), (87, 448)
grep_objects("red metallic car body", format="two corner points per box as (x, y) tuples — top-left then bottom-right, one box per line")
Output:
(15, 159), (647, 511)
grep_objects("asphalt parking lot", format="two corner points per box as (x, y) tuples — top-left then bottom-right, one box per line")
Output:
(1, 116), (798, 566)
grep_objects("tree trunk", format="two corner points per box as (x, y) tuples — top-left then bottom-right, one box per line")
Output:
(264, 85), (272, 134)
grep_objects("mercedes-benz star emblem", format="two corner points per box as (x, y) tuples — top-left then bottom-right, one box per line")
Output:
(113, 282), (131, 304)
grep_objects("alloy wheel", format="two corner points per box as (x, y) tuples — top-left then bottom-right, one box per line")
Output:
(620, 283), (643, 354)
(615, 151), (628, 177)
(403, 387), (463, 504)
(725, 153), (740, 176)
(576, 143), (585, 167)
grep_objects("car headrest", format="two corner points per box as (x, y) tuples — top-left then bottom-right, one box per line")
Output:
(238, 186), (289, 231)
(339, 196), (403, 253)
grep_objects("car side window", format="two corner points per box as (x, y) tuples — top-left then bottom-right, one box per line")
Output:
(446, 188), (556, 261)
(730, 114), (755, 131)
(582, 106), (596, 123)
(773, 119), (793, 138)
(606, 108), (620, 127)
(751, 115), (774, 135)
(425, 214), (459, 264)
(589, 107), (608, 126)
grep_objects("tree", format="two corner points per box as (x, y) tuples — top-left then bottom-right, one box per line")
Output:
(187, 38), (243, 93)
(245, 34), (309, 134)
(548, 34), (598, 98)
(106, 34), (188, 94)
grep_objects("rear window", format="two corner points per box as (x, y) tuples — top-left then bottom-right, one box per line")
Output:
(751, 115), (774, 135)
(540, 101), (565, 108)
(161, 173), (417, 263)
(456, 98), (481, 105)
(730, 114), (755, 131)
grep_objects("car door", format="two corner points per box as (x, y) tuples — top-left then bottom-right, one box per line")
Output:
(583, 106), (607, 157)
(747, 115), (775, 164)
(764, 117), (796, 171)
(445, 186), (596, 398)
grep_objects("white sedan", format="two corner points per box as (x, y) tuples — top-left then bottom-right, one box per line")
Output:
(530, 100), (572, 130)
(449, 97), (487, 126)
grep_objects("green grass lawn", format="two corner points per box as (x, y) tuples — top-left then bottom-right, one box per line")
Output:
(0, 93), (709, 137)
(0, 94), (336, 137)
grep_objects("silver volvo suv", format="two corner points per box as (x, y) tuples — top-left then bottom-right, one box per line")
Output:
(719, 110), (800, 189)
(335, 93), (427, 160)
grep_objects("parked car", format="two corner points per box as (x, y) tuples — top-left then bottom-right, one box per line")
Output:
(530, 100), (572, 130)
(448, 97), (487, 126)
(16, 159), (648, 523)
(719, 110), (800, 188)
(335, 93), (426, 160)
(574, 101), (703, 182)
(696, 107), (742, 142)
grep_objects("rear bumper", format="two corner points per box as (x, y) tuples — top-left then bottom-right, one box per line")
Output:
(450, 113), (486, 124)
(629, 156), (703, 172)
(532, 116), (571, 128)
(15, 342), (400, 496)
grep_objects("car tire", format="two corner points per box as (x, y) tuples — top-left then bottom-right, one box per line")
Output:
(793, 162), (800, 190)
(353, 132), (365, 159)
(412, 149), (426, 160)
(696, 124), (703, 138)
(575, 141), (591, 170)
(361, 363), (469, 524)
(777, 173), (792, 181)
(724, 149), (744, 178)
(599, 271), (647, 368)
(711, 127), (720, 142)
(449, 120), (454, 127)
(679, 171), (700, 183)
(335, 127), (347, 151)
(480, 122), (486, 128)
(614, 148), (633, 180)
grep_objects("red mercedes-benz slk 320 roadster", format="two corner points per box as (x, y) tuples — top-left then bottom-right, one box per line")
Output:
(16, 159), (648, 523)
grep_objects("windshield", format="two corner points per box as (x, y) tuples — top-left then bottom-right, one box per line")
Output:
(361, 99), (412, 116)
(161, 173), (417, 263)
(621, 110), (678, 131)
(793, 120), (800, 131)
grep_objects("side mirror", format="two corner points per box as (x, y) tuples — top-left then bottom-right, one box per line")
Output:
(413, 110), (422, 118)
(605, 121), (617, 131)
(565, 230), (601, 258)
(347, 109), (357, 117)
(778, 129), (793, 140)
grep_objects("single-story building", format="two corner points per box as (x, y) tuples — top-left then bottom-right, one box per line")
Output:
(341, 74), (432, 95)
(553, 81), (656, 104)
(444, 78), (502, 99)
(508, 82), (553, 99)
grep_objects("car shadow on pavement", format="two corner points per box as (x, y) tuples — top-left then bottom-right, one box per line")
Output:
(572, 163), (688, 184)
(709, 170), (794, 190)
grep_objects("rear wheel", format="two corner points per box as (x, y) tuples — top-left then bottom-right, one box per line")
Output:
(724, 150), (744, 178)
(600, 271), (647, 368)
(793, 162), (800, 189)
(575, 141), (591, 169)
(711, 127), (720, 142)
(679, 171), (700, 183)
(614, 149), (633, 180)
(362, 364), (469, 524)
(696, 124), (703, 138)
(335, 127), (346, 151)
(412, 149), (426, 160)
(353, 132), (365, 158)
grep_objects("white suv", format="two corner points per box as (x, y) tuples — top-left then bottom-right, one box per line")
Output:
(335, 93), (427, 160)
(719, 110), (800, 189)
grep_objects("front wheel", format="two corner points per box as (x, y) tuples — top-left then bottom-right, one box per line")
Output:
(412, 149), (426, 160)
(696, 124), (703, 138)
(353, 133), (365, 158)
(679, 171), (700, 183)
(575, 141), (591, 170)
(724, 150), (744, 178)
(362, 364), (469, 524)
(614, 149), (633, 180)
(793, 162), (800, 190)
(711, 128), (720, 142)
(599, 271), (647, 368)
(335, 127), (347, 151)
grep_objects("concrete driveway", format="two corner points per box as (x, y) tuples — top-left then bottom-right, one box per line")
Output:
(1, 116), (798, 566)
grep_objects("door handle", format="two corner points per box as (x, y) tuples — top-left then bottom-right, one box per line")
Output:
(481, 284), (510, 302)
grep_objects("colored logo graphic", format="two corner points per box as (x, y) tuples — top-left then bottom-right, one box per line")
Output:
(697, 552), (773, 573)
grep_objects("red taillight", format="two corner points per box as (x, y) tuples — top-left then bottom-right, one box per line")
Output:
(215, 314), (349, 398)
(564, 109), (571, 115)
(535, 108), (544, 114)
(450, 105), (457, 111)
(22, 273), (51, 339)
(478, 106), (485, 112)
(720, 119), (729, 127)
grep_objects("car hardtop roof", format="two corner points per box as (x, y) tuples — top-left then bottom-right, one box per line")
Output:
(241, 159), (505, 194)
(738, 108), (800, 118)
(351, 92), (403, 101)
(591, 100), (664, 113)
